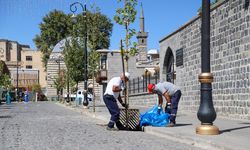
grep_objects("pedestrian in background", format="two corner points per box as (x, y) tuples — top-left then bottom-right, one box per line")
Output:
(147, 81), (182, 127)
(103, 72), (130, 131)
(6, 90), (11, 105)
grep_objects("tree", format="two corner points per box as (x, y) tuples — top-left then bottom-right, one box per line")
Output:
(63, 38), (84, 89)
(0, 74), (11, 89)
(114, 0), (138, 107)
(31, 83), (41, 93)
(114, 0), (138, 56)
(52, 70), (66, 101)
(33, 10), (72, 69)
(0, 61), (11, 89)
(63, 6), (112, 89)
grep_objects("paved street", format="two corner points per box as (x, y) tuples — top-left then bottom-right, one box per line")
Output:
(0, 102), (201, 150)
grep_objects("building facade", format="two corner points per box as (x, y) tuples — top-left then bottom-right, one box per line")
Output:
(158, 0), (250, 120)
(0, 39), (46, 91)
(21, 48), (47, 89)
(46, 40), (99, 100)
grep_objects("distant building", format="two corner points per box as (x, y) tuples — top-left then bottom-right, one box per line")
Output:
(46, 38), (98, 100)
(0, 39), (46, 91)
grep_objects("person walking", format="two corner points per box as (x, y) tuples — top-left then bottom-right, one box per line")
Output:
(147, 81), (182, 127)
(103, 72), (130, 131)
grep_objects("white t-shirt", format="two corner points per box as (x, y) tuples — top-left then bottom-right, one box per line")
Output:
(104, 77), (122, 99)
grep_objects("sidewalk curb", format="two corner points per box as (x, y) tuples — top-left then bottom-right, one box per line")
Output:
(143, 127), (231, 150)
(56, 102), (233, 150)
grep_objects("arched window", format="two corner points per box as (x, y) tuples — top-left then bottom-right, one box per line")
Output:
(163, 47), (175, 83)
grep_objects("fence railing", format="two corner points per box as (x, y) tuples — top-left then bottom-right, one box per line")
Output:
(128, 74), (160, 94)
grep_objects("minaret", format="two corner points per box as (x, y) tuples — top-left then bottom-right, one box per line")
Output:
(136, 3), (148, 62)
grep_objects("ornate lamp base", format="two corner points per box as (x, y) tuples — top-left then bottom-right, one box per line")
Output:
(196, 124), (219, 135)
(83, 106), (89, 109)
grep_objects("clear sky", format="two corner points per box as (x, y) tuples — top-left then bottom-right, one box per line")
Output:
(0, 0), (202, 51)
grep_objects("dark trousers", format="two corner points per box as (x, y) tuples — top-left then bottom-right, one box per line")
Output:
(103, 94), (123, 129)
(165, 90), (182, 123)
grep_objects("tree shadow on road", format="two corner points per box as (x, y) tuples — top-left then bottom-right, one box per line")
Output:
(220, 125), (250, 134)
(175, 123), (193, 127)
(0, 106), (13, 109)
(0, 115), (12, 119)
(239, 122), (250, 125)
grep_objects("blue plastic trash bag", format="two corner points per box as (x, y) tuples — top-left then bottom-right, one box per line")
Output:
(140, 105), (170, 127)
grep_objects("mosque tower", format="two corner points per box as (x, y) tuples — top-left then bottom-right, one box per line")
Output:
(136, 3), (148, 62)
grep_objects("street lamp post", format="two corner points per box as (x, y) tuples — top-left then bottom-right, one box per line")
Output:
(70, 2), (89, 107)
(196, 0), (219, 135)
(16, 52), (19, 102)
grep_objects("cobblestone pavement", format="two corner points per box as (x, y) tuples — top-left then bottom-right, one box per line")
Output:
(0, 102), (200, 150)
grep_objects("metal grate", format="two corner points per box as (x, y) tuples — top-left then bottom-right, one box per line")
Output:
(119, 108), (140, 131)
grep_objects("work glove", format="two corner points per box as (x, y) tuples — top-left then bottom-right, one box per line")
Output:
(157, 106), (162, 114)
(121, 86), (126, 91)
(122, 103), (129, 109)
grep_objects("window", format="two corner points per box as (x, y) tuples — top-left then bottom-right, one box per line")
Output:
(26, 56), (32, 61)
(100, 55), (107, 69)
(176, 48), (183, 67)
(26, 65), (32, 69)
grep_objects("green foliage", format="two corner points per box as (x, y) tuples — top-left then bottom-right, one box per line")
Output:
(63, 37), (84, 85)
(31, 83), (41, 92)
(114, 0), (137, 25)
(33, 10), (72, 69)
(63, 6), (112, 85)
(74, 8), (113, 50)
(88, 50), (100, 76)
(0, 74), (11, 89)
(0, 61), (11, 89)
(35, 5), (113, 83)
(114, 0), (138, 56)
(52, 70), (66, 92)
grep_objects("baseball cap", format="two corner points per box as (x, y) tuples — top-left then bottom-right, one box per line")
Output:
(147, 84), (155, 93)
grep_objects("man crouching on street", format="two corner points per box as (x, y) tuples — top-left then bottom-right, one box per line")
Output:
(147, 81), (182, 127)
(103, 72), (130, 131)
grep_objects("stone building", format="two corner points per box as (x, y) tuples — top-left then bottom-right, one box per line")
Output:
(46, 51), (67, 100)
(133, 0), (250, 120)
(46, 39), (99, 100)
(0, 39), (46, 91)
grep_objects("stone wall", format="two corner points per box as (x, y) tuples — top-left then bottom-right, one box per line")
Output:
(158, 0), (250, 120)
(129, 92), (158, 108)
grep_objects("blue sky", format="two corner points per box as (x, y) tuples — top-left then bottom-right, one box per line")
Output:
(0, 0), (201, 51)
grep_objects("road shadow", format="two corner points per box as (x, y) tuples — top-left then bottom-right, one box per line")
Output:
(220, 125), (250, 134)
(0, 115), (12, 119)
(240, 122), (250, 125)
(175, 123), (193, 127)
(89, 105), (106, 108)
(0, 107), (12, 109)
